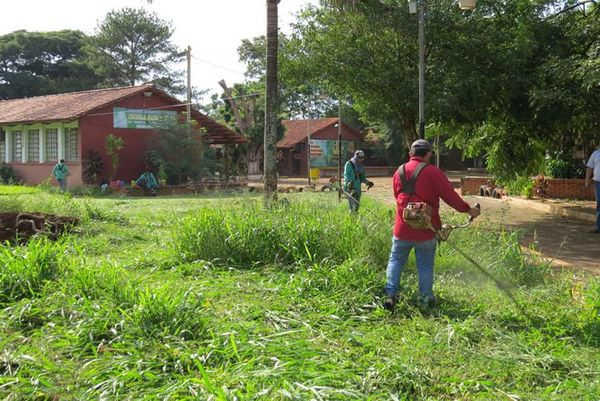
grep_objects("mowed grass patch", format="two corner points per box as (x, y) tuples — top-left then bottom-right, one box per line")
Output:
(0, 192), (598, 399)
(0, 185), (41, 195)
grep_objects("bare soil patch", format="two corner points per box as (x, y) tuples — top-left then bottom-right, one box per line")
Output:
(0, 212), (78, 242)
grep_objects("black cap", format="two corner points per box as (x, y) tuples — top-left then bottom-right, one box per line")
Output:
(410, 139), (432, 153)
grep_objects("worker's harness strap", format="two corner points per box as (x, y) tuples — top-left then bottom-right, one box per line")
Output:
(399, 162), (433, 230)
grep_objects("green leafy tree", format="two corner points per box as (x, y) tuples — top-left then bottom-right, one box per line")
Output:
(283, 2), (421, 154)
(147, 121), (216, 184)
(105, 134), (124, 180)
(529, 2), (600, 157)
(214, 80), (285, 177)
(89, 7), (184, 93)
(0, 30), (102, 99)
(284, 0), (599, 179)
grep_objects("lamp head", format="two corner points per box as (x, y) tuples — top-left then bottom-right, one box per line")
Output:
(458, 0), (476, 10)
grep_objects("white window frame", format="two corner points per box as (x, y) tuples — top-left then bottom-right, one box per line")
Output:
(27, 129), (40, 163)
(45, 128), (59, 163)
(11, 131), (23, 163)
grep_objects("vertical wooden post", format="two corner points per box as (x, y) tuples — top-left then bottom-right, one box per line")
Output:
(225, 144), (230, 182)
(264, 0), (280, 203)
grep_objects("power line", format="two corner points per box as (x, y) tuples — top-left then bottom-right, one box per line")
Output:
(190, 55), (246, 76)
(220, 92), (263, 101)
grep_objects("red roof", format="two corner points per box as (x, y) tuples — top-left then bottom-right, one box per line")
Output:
(278, 118), (363, 149)
(0, 84), (247, 145)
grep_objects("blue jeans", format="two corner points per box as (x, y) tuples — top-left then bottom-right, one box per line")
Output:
(385, 237), (437, 299)
(348, 191), (361, 213)
(595, 180), (600, 230)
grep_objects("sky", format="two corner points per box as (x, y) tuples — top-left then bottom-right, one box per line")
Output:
(0, 0), (318, 100)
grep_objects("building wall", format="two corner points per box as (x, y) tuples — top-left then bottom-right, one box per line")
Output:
(0, 121), (82, 186)
(545, 178), (595, 200)
(461, 176), (595, 200)
(461, 177), (491, 195)
(80, 93), (182, 183)
(11, 163), (82, 186)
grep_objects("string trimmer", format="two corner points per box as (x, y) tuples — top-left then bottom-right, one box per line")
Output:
(342, 192), (529, 319)
(432, 204), (531, 320)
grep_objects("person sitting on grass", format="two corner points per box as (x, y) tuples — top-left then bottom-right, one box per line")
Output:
(136, 171), (159, 196)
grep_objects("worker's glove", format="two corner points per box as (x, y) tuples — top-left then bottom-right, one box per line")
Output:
(367, 181), (374, 190)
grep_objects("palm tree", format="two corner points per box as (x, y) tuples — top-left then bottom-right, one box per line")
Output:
(264, 0), (280, 202)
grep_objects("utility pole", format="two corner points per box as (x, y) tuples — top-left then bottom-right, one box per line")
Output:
(418, 0), (426, 139)
(306, 117), (311, 186)
(186, 45), (192, 122)
(435, 133), (440, 167)
(337, 101), (342, 201)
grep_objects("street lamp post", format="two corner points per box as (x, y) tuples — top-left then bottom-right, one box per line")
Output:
(411, 0), (476, 139)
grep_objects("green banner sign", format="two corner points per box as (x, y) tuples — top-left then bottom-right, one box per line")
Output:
(309, 140), (357, 168)
(113, 107), (177, 129)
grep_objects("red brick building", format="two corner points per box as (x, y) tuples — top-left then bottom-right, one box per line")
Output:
(277, 118), (364, 177)
(0, 84), (246, 185)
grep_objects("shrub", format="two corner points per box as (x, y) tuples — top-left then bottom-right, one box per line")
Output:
(545, 152), (586, 179)
(0, 163), (19, 184)
(82, 150), (104, 184)
(501, 175), (535, 198)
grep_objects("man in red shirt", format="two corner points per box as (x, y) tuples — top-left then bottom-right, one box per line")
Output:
(384, 139), (480, 310)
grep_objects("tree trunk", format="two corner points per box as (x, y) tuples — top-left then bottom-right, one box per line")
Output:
(244, 145), (263, 175)
(402, 114), (419, 152)
(264, 0), (280, 203)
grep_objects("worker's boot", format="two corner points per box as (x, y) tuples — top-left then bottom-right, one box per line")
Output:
(383, 295), (396, 311)
(418, 294), (436, 309)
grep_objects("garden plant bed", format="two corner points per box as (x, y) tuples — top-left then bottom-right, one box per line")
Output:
(0, 212), (78, 242)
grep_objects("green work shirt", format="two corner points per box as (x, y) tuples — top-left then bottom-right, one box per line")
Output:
(344, 160), (369, 193)
(138, 172), (158, 188)
(52, 162), (69, 180)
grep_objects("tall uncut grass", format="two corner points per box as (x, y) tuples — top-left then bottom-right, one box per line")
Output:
(170, 196), (391, 268)
(0, 238), (72, 306)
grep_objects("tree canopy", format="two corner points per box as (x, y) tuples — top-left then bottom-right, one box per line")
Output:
(0, 30), (101, 99)
(278, 0), (600, 179)
(88, 7), (184, 93)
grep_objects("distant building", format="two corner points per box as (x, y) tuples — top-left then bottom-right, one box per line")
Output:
(0, 84), (246, 185)
(277, 118), (363, 177)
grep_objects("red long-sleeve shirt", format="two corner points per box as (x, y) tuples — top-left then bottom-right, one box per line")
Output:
(393, 157), (471, 241)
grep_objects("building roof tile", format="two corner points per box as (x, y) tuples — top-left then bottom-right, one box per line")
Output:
(278, 118), (362, 149)
(0, 84), (247, 144)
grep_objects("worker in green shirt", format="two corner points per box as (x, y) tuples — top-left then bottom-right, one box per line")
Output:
(52, 159), (69, 192)
(136, 171), (159, 196)
(343, 150), (374, 212)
